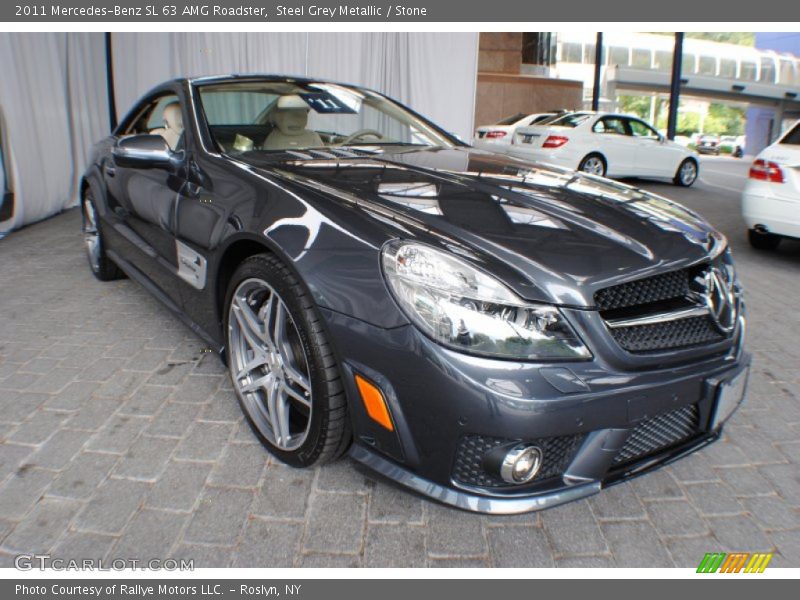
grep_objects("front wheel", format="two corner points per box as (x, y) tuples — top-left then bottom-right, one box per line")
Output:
(224, 253), (351, 467)
(748, 228), (781, 251)
(674, 159), (698, 187)
(578, 154), (607, 177)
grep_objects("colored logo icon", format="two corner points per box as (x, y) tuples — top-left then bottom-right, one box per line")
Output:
(697, 552), (773, 573)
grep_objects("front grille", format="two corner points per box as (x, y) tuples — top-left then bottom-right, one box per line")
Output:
(595, 264), (735, 354)
(613, 404), (700, 465)
(594, 269), (690, 311)
(452, 433), (585, 489)
(609, 315), (725, 352)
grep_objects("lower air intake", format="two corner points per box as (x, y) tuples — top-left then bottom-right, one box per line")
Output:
(614, 404), (700, 465)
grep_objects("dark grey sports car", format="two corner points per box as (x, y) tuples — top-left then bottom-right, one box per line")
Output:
(81, 75), (749, 514)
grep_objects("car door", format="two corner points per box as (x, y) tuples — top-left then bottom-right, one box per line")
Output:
(103, 92), (188, 305)
(627, 118), (678, 177)
(590, 116), (636, 177)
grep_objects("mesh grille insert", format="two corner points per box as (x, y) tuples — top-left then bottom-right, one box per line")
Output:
(609, 315), (725, 352)
(452, 433), (585, 489)
(594, 269), (690, 311)
(614, 404), (700, 465)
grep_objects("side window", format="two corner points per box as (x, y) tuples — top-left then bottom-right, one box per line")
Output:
(593, 117), (628, 135)
(124, 94), (181, 135)
(125, 94), (185, 150)
(628, 119), (660, 140)
(146, 95), (182, 130)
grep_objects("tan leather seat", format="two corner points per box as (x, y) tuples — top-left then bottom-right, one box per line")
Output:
(262, 95), (323, 150)
(150, 102), (184, 150)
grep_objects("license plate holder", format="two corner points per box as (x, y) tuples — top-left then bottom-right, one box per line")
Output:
(711, 366), (749, 430)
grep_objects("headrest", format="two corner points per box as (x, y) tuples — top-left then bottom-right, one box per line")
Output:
(163, 103), (183, 132)
(276, 95), (308, 111)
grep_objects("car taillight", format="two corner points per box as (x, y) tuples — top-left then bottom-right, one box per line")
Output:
(543, 135), (569, 148)
(749, 159), (785, 183)
(485, 131), (507, 139)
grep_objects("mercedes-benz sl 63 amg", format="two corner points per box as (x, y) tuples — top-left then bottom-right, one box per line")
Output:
(80, 76), (749, 513)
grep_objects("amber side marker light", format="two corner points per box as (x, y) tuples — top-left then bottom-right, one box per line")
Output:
(354, 374), (394, 432)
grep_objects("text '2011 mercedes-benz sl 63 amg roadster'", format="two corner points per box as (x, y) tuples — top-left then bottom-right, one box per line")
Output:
(80, 75), (749, 514)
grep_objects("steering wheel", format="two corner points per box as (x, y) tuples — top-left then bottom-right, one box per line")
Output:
(339, 129), (384, 145)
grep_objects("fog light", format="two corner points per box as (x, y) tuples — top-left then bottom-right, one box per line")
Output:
(500, 444), (543, 484)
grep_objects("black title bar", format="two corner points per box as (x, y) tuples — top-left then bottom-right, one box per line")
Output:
(1, 0), (794, 22)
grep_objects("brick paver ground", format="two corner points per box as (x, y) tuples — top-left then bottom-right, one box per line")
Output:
(0, 157), (798, 567)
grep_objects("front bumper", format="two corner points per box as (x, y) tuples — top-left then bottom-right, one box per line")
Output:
(323, 308), (749, 514)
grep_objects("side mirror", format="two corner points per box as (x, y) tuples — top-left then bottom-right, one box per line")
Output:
(112, 134), (174, 169)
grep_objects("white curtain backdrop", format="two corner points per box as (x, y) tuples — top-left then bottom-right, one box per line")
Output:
(0, 32), (477, 233)
(0, 32), (109, 233)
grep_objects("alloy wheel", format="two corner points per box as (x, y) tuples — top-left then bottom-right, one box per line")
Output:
(228, 278), (313, 451)
(582, 156), (605, 176)
(680, 160), (698, 185)
(82, 198), (101, 272)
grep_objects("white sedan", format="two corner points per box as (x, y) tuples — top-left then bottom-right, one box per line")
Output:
(507, 111), (700, 186)
(473, 112), (557, 151)
(741, 119), (800, 250)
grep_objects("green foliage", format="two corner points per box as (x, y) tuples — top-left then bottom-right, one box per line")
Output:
(617, 96), (745, 136)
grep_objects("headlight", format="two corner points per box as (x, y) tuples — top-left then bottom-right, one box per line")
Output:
(381, 241), (591, 360)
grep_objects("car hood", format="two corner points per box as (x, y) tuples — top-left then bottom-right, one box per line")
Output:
(238, 146), (724, 307)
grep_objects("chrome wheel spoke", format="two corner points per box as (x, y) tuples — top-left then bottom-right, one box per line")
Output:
(283, 362), (311, 396)
(273, 385), (292, 445)
(282, 380), (311, 408)
(241, 372), (273, 394)
(235, 353), (268, 382)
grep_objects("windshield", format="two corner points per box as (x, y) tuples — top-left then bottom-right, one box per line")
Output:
(495, 113), (526, 126)
(196, 80), (456, 153)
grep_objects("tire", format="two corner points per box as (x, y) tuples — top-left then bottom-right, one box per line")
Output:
(578, 153), (606, 177)
(224, 253), (351, 467)
(748, 228), (781, 251)
(674, 158), (698, 187)
(81, 189), (124, 281)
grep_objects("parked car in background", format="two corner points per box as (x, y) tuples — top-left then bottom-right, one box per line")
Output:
(473, 112), (558, 150)
(80, 76), (747, 514)
(742, 120), (800, 250)
(507, 111), (699, 186)
(696, 134), (721, 155)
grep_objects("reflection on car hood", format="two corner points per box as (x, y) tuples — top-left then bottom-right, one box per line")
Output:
(238, 147), (724, 307)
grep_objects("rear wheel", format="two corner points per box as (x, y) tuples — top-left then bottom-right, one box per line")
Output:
(674, 158), (698, 187)
(224, 253), (351, 467)
(748, 228), (781, 251)
(81, 189), (123, 281)
(578, 153), (606, 177)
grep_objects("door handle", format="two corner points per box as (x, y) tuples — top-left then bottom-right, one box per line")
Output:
(104, 165), (116, 177)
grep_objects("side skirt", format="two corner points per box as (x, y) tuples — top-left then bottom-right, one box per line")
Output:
(106, 249), (224, 355)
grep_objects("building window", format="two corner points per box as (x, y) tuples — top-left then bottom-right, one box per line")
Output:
(740, 60), (758, 81)
(719, 58), (737, 79)
(759, 57), (776, 83)
(522, 33), (557, 66)
(560, 42), (583, 64)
